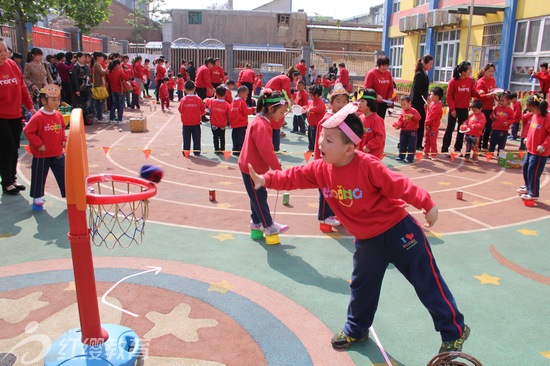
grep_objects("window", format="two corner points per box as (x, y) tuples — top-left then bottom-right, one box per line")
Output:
(433, 30), (460, 82)
(389, 37), (404, 78)
(418, 33), (426, 59)
(416, 0), (428, 5)
(514, 22), (527, 53)
(188, 11), (202, 25)
(278, 14), (290, 26)
(542, 18), (550, 51)
(527, 20), (540, 52)
(392, 0), (400, 13)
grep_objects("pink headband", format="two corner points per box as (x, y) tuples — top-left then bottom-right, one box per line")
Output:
(321, 103), (361, 145)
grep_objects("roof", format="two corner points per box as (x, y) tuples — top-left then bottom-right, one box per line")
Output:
(443, 4), (505, 16)
(307, 24), (383, 33)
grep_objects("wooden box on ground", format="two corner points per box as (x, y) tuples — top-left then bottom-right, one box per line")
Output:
(130, 117), (147, 133)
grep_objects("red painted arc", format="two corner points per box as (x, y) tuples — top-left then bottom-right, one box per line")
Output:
(490, 245), (550, 286)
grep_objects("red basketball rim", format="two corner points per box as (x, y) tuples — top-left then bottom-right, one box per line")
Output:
(86, 174), (157, 205)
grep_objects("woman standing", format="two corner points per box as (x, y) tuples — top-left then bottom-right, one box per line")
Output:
(0, 38), (35, 195)
(475, 63), (497, 151)
(210, 58), (225, 89)
(410, 55), (434, 150)
(364, 56), (394, 119)
(92, 52), (108, 123)
(23, 48), (53, 109)
(441, 61), (477, 157)
(106, 60), (128, 123)
(238, 63), (255, 107)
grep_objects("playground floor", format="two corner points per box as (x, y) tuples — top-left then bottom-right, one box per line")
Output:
(1, 100), (550, 365)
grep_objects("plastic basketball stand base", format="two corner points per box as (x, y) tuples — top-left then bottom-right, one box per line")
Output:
(32, 203), (44, 211)
(319, 223), (333, 233)
(265, 234), (280, 245)
(523, 199), (536, 207)
(250, 229), (264, 240)
(44, 324), (141, 366)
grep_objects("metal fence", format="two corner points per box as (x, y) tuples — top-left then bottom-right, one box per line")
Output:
(311, 49), (376, 77)
(1, 25), (17, 52)
(233, 45), (302, 70)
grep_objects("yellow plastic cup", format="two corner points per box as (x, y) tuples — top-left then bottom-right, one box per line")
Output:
(265, 234), (280, 245)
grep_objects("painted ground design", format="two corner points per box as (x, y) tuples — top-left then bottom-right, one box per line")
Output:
(1, 101), (550, 365)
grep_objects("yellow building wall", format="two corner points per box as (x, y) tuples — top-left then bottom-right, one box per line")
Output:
(402, 33), (419, 80)
(516, 1), (550, 19)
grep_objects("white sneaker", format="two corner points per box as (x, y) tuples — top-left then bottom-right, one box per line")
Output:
(322, 216), (341, 227)
(96, 119), (110, 124)
(516, 186), (528, 195)
(249, 221), (263, 230)
(264, 222), (289, 236)
(33, 197), (44, 206)
(520, 194), (538, 200)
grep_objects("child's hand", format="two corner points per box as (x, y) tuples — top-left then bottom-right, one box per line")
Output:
(362, 146), (370, 153)
(537, 145), (545, 153)
(248, 164), (266, 190)
(38, 145), (46, 152)
(424, 206), (438, 227)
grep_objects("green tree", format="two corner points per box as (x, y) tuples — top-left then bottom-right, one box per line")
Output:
(0, 0), (52, 56)
(58, 0), (112, 49)
(125, 0), (166, 43)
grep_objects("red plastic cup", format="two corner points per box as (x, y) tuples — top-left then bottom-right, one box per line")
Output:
(523, 199), (535, 207)
(319, 223), (333, 233)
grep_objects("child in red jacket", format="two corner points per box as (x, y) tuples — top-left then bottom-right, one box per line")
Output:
(130, 79), (141, 110)
(463, 100), (487, 162)
(291, 80), (308, 134)
(509, 92), (522, 140)
(423, 87), (444, 160)
(205, 86), (231, 153)
(159, 77), (170, 111)
(238, 89), (289, 236)
(167, 74), (176, 101)
(306, 85), (326, 152)
(229, 86), (255, 156)
(393, 96), (421, 163)
(248, 103), (468, 354)
(354, 88), (385, 160)
(23, 85), (66, 206)
(176, 74), (185, 101)
(488, 92), (515, 155)
(178, 81), (206, 156)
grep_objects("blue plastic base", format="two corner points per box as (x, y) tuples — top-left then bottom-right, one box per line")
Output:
(44, 324), (141, 366)
(32, 203), (44, 211)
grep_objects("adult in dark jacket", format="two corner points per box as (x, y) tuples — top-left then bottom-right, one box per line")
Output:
(70, 52), (92, 124)
(409, 55), (434, 150)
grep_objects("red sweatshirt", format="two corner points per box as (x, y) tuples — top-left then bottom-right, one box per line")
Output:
(490, 105), (515, 131)
(358, 112), (386, 159)
(223, 86), (233, 104)
(205, 98), (230, 128)
(238, 114), (282, 174)
(263, 152), (435, 239)
(23, 109), (66, 157)
(526, 113), (550, 156)
(533, 71), (550, 94)
(265, 75), (292, 97)
(396, 107), (421, 131)
(106, 67), (129, 93)
(447, 77), (477, 112)
(293, 90), (308, 107)
(306, 97), (326, 127)
(364, 68), (394, 101)
(295, 62), (307, 77)
(322, 79), (332, 88)
(167, 78), (176, 90)
(195, 65), (213, 89)
(238, 68), (255, 84)
(133, 62), (145, 81)
(0, 59), (33, 119)
(465, 112), (487, 137)
(229, 97), (254, 128)
(159, 83), (169, 99)
(513, 100), (522, 123)
(177, 77), (185, 91)
(521, 112), (533, 139)
(313, 112), (333, 160)
(210, 65), (224, 84)
(425, 101), (443, 129)
(339, 67), (350, 88)
(178, 94), (205, 126)
(475, 76), (496, 111)
(179, 65), (188, 81)
(155, 64), (166, 81)
(254, 78), (263, 89)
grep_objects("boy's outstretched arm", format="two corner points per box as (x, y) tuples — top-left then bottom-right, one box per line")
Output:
(424, 206), (438, 227)
(248, 164), (266, 190)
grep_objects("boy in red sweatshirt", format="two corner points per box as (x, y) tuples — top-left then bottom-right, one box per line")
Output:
(159, 77), (170, 111)
(509, 92), (522, 140)
(393, 96), (421, 163)
(229, 85), (255, 156)
(248, 102), (468, 355)
(130, 79), (141, 110)
(167, 74), (176, 101)
(23, 85), (66, 206)
(530, 62), (550, 99)
(463, 100), (487, 162)
(488, 92), (515, 155)
(205, 86), (230, 153)
(178, 81), (206, 156)
(176, 74), (185, 101)
(291, 80), (308, 134)
(424, 87), (444, 160)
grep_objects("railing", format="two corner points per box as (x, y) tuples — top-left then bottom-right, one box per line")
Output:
(1, 24), (17, 52)
(32, 26), (71, 51)
(82, 35), (103, 53)
(311, 50), (376, 77)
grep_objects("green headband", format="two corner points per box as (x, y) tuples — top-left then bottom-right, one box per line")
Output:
(361, 95), (377, 101)
(265, 96), (286, 103)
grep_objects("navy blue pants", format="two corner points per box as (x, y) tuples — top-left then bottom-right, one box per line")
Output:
(441, 108), (469, 153)
(242, 172), (273, 228)
(317, 189), (334, 221)
(398, 130), (417, 162)
(182, 124), (201, 155)
(308, 126), (317, 152)
(343, 215), (465, 342)
(522, 152), (548, 198)
(232, 127), (247, 155)
(211, 127), (225, 152)
(30, 155), (66, 198)
(488, 130), (507, 153)
(0, 118), (22, 189)
(481, 109), (493, 149)
(272, 129), (280, 152)
(292, 114), (306, 133)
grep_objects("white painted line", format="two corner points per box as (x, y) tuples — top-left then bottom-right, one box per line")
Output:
(450, 209), (492, 228)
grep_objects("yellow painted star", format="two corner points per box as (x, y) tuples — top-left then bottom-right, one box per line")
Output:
(326, 232), (344, 239)
(374, 360), (398, 366)
(212, 233), (234, 242)
(208, 280), (233, 294)
(541, 351), (550, 359)
(64, 281), (76, 291)
(218, 181), (232, 186)
(0, 292), (49, 323)
(307, 202), (319, 208)
(474, 273), (501, 285)
(0, 232), (14, 239)
(144, 303), (218, 342)
(215, 203), (233, 208)
(426, 230), (444, 239)
(518, 228), (538, 236)
(436, 181), (451, 186)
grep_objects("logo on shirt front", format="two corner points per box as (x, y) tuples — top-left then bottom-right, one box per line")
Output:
(44, 122), (62, 132)
(322, 185), (363, 207)
(457, 86), (470, 92)
(365, 127), (372, 133)
(400, 232), (418, 250)
(530, 121), (542, 130)
(0, 77), (18, 86)
(378, 79), (390, 84)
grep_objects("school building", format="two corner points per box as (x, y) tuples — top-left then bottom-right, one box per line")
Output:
(381, 0), (550, 91)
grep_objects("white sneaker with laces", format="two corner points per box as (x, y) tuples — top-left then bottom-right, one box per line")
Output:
(249, 221), (263, 230)
(520, 194), (538, 200)
(516, 186), (528, 195)
(264, 222), (289, 236)
(322, 216), (341, 227)
(33, 197), (45, 206)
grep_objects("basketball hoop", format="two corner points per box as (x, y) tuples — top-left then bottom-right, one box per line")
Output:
(427, 351), (483, 366)
(86, 174), (157, 249)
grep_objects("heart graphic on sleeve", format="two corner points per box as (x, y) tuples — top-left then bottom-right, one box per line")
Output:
(405, 233), (414, 240)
